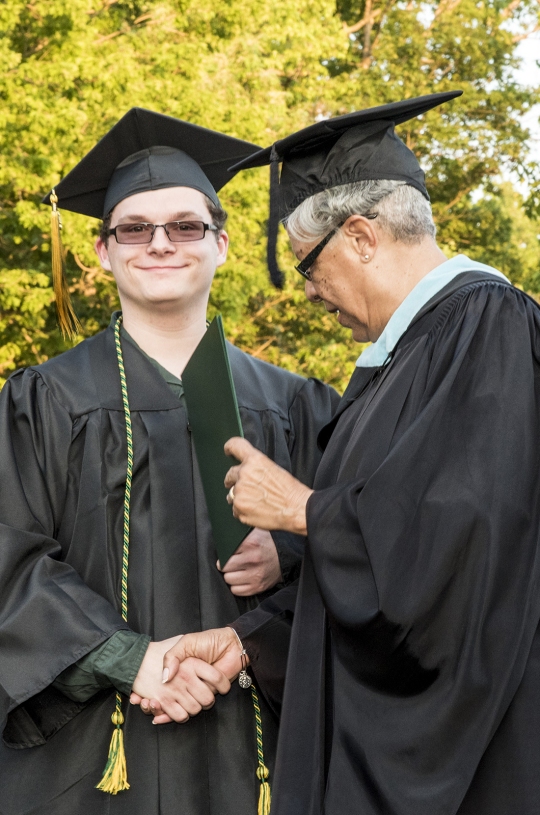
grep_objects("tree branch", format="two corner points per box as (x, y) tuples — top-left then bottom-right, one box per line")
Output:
(93, 30), (123, 45)
(134, 13), (154, 25)
(369, 0), (397, 54)
(435, 0), (463, 19)
(438, 186), (474, 213)
(513, 25), (540, 43)
(423, 0), (463, 33)
(362, 0), (374, 67)
(501, 0), (522, 20)
(248, 337), (275, 358)
(227, 292), (292, 342)
(251, 292), (291, 320)
(343, 8), (381, 35)
(73, 253), (100, 273)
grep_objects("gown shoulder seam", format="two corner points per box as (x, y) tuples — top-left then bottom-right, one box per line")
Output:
(428, 278), (516, 339)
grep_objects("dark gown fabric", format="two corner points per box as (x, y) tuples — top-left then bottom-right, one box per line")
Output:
(235, 272), (540, 815)
(0, 322), (338, 815)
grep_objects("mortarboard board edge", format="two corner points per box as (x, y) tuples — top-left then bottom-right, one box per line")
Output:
(228, 90), (463, 173)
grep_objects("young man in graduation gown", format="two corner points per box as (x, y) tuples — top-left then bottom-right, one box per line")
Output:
(0, 108), (338, 815)
(155, 92), (540, 815)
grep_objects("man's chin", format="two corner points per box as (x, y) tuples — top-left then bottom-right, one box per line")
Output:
(135, 281), (210, 307)
(123, 290), (200, 313)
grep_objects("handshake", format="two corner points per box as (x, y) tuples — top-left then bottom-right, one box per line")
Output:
(129, 437), (312, 723)
(129, 626), (244, 724)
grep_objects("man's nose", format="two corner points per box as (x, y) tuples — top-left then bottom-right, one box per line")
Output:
(148, 225), (176, 251)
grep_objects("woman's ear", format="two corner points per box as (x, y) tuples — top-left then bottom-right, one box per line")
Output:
(343, 214), (379, 261)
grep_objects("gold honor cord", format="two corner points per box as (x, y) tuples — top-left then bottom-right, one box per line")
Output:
(251, 685), (271, 815)
(96, 315), (132, 794)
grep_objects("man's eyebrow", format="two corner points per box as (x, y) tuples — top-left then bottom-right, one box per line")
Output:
(117, 211), (205, 223)
(170, 211), (205, 220)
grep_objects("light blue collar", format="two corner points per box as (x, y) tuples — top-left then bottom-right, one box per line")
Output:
(356, 254), (509, 368)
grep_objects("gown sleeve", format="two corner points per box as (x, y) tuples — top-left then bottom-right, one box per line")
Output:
(232, 583), (299, 716)
(271, 378), (340, 582)
(231, 379), (338, 708)
(304, 282), (540, 810)
(52, 630), (150, 702)
(0, 369), (130, 738)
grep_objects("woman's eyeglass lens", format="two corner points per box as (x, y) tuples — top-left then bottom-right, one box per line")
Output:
(294, 214), (377, 281)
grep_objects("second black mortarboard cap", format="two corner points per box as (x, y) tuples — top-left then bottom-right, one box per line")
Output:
(43, 107), (261, 218)
(229, 91), (462, 288)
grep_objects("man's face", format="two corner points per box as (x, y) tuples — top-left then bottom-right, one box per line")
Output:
(95, 186), (228, 313)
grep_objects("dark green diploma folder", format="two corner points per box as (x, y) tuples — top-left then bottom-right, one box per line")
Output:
(182, 315), (251, 565)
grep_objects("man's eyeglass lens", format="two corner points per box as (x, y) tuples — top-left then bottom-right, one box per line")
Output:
(110, 221), (216, 244)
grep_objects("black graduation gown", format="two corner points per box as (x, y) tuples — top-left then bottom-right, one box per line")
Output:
(235, 272), (540, 815)
(0, 322), (338, 815)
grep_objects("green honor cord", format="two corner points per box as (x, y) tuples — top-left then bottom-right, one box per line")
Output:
(251, 684), (271, 815)
(96, 315), (132, 794)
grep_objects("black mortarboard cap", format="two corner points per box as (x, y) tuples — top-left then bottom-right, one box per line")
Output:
(43, 107), (261, 218)
(229, 91), (462, 287)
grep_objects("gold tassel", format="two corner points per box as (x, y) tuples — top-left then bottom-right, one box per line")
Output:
(256, 765), (271, 815)
(50, 189), (81, 340)
(96, 706), (130, 794)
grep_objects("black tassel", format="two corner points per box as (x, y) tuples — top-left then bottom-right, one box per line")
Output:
(266, 145), (285, 289)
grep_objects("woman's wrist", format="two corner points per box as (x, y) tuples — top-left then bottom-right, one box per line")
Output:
(282, 485), (313, 535)
(229, 627), (250, 667)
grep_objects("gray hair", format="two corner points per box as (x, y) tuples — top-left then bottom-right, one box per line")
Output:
(285, 180), (436, 244)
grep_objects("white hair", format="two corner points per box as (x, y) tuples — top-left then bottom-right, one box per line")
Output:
(285, 180), (436, 244)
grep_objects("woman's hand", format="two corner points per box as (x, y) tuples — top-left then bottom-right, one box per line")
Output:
(139, 628), (242, 725)
(130, 636), (230, 724)
(224, 437), (313, 534)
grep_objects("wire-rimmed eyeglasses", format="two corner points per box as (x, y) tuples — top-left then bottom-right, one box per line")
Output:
(295, 214), (378, 281)
(107, 220), (218, 245)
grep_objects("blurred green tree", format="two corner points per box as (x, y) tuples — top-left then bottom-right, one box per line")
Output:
(0, 0), (538, 390)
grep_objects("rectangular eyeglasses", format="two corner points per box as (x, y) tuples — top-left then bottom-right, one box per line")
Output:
(107, 220), (218, 245)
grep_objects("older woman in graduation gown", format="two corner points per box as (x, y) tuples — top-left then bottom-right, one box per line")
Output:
(160, 93), (540, 815)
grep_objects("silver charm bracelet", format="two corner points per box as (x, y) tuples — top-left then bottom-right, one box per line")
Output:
(231, 628), (252, 689)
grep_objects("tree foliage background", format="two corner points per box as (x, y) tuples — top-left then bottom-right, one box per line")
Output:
(0, 0), (539, 390)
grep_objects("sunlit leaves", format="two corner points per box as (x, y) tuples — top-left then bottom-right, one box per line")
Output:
(0, 0), (538, 390)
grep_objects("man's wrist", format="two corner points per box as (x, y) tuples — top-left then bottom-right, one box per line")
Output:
(97, 631), (151, 696)
(53, 630), (150, 702)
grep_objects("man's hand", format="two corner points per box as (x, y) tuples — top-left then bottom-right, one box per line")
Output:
(130, 636), (230, 724)
(224, 437), (313, 534)
(218, 528), (282, 596)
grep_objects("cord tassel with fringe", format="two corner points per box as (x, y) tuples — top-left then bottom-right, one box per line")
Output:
(96, 700), (129, 794)
(251, 685), (271, 815)
(97, 317), (133, 794)
(50, 189), (81, 339)
(256, 765), (271, 815)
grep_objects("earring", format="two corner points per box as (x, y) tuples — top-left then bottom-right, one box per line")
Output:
(364, 254), (370, 260)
